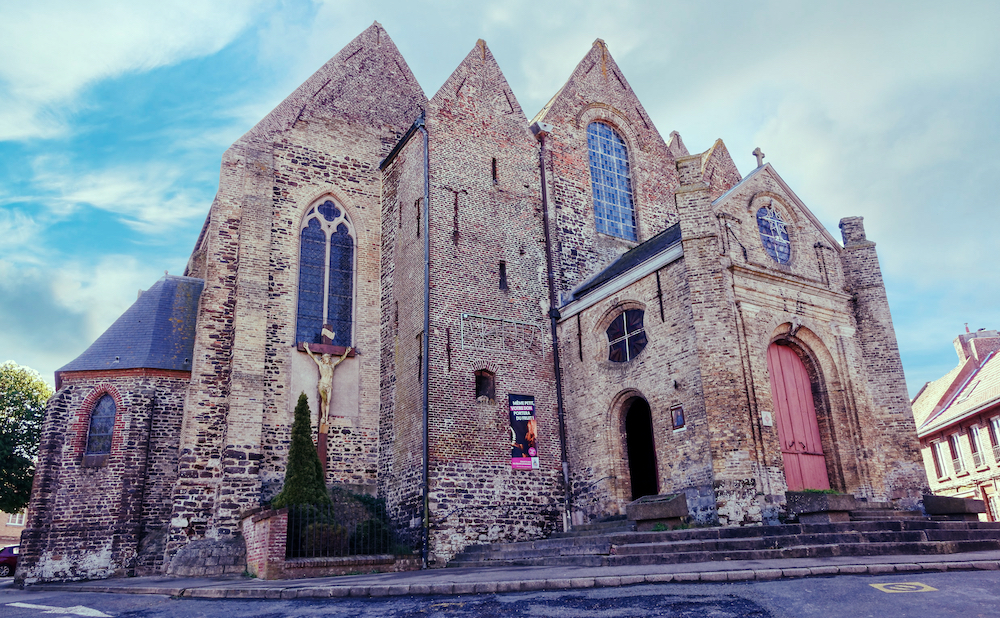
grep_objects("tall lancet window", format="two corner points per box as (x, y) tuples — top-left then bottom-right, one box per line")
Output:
(587, 122), (637, 241)
(296, 199), (354, 347)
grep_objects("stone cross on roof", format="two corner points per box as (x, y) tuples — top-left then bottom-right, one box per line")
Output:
(753, 147), (765, 167)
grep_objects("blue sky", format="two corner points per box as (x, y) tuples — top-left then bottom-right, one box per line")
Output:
(1, 0), (998, 397)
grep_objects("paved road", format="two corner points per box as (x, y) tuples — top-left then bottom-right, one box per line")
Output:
(3, 570), (999, 617)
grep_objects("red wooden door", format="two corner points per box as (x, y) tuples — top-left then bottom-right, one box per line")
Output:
(767, 343), (830, 491)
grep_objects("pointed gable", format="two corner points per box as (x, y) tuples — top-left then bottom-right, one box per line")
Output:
(699, 139), (742, 201)
(241, 22), (426, 145)
(430, 39), (529, 128)
(532, 39), (666, 154)
(530, 39), (680, 293)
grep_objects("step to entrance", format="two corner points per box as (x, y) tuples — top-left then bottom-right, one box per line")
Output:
(447, 520), (1000, 569)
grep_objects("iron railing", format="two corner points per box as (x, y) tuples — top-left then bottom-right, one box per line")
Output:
(285, 492), (409, 559)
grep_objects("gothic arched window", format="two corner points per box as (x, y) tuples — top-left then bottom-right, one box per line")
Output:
(756, 203), (791, 264)
(587, 122), (637, 241)
(296, 200), (354, 347)
(85, 394), (116, 456)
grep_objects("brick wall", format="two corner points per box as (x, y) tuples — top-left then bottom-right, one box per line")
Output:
(166, 22), (426, 570)
(17, 371), (187, 583)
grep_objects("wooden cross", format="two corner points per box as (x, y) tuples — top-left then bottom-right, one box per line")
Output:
(752, 147), (765, 167)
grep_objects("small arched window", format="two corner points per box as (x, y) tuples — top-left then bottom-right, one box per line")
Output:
(475, 370), (496, 404)
(587, 122), (637, 241)
(756, 203), (791, 264)
(86, 394), (116, 456)
(607, 308), (647, 362)
(296, 200), (354, 347)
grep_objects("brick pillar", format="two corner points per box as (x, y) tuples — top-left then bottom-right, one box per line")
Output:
(674, 154), (763, 525)
(838, 216), (927, 504)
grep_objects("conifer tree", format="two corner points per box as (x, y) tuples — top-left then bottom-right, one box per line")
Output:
(271, 393), (330, 508)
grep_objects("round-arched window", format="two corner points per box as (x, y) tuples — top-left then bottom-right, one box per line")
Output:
(607, 308), (647, 362)
(756, 203), (791, 264)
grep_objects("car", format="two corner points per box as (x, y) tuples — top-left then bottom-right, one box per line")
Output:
(0, 545), (18, 577)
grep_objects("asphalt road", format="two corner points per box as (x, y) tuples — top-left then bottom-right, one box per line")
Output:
(3, 570), (999, 617)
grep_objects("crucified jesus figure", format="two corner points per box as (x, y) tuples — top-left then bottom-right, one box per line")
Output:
(304, 339), (352, 433)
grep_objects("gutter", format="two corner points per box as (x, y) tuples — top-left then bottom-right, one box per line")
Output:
(419, 116), (431, 568)
(531, 121), (573, 531)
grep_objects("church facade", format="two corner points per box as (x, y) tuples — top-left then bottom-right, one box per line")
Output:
(16, 23), (928, 582)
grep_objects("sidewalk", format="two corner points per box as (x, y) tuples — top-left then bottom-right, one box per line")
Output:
(15, 550), (1000, 599)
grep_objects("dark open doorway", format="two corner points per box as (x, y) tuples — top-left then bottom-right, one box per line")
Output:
(625, 398), (658, 500)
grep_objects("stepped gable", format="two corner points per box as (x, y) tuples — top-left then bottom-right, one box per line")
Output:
(57, 275), (204, 377)
(240, 21), (426, 146)
(698, 139), (742, 201)
(531, 38), (667, 154)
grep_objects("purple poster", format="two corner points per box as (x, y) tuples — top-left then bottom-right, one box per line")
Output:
(509, 394), (538, 470)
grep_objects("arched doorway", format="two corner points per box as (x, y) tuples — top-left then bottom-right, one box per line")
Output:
(766, 343), (830, 491)
(624, 398), (659, 499)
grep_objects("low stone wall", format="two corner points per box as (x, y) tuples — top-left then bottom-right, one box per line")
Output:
(241, 508), (419, 580)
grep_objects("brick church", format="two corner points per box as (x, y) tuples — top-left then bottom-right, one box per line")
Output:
(17, 23), (929, 581)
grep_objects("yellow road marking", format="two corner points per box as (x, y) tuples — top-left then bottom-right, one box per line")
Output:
(870, 582), (937, 593)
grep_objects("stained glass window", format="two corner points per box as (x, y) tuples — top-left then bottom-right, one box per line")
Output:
(607, 308), (647, 362)
(296, 200), (355, 346)
(86, 394), (116, 455)
(756, 204), (791, 264)
(587, 122), (637, 241)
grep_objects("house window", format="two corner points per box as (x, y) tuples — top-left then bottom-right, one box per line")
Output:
(296, 200), (354, 348)
(989, 416), (1000, 463)
(475, 370), (496, 404)
(6, 511), (25, 526)
(587, 122), (637, 241)
(930, 441), (945, 479)
(947, 433), (965, 474)
(86, 394), (116, 457)
(756, 202), (791, 264)
(671, 405), (685, 430)
(970, 425), (984, 468)
(607, 308), (647, 362)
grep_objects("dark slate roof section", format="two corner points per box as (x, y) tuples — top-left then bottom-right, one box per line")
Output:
(570, 223), (682, 300)
(58, 275), (204, 374)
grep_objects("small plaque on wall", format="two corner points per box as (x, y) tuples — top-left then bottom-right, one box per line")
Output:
(762, 411), (774, 427)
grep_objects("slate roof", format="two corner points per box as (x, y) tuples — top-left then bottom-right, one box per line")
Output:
(915, 350), (1000, 436)
(58, 275), (204, 375)
(569, 223), (682, 301)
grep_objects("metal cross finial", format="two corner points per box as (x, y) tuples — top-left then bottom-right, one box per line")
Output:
(752, 147), (765, 167)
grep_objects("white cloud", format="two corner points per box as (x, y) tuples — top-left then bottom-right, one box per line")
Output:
(0, 252), (175, 386)
(0, 0), (273, 141)
(31, 157), (208, 233)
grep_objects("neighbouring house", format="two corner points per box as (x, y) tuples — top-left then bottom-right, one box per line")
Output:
(911, 328), (1000, 521)
(16, 22), (928, 583)
(1, 510), (27, 546)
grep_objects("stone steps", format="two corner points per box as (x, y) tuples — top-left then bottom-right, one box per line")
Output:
(447, 520), (1000, 569)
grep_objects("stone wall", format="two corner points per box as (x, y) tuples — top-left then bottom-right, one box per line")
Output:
(166, 22), (426, 570)
(16, 370), (187, 583)
(559, 256), (715, 524)
(533, 39), (680, 296)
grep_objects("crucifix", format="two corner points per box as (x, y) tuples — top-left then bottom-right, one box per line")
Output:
(303, 325), (352, 477)
(752, 147), (765, 167)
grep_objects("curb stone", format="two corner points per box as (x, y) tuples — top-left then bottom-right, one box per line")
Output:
(25, 559), (1000, 599)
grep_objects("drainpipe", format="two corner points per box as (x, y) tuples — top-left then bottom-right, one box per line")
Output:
(531, 121), (573, 531)
(418, 114), (431, 568)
